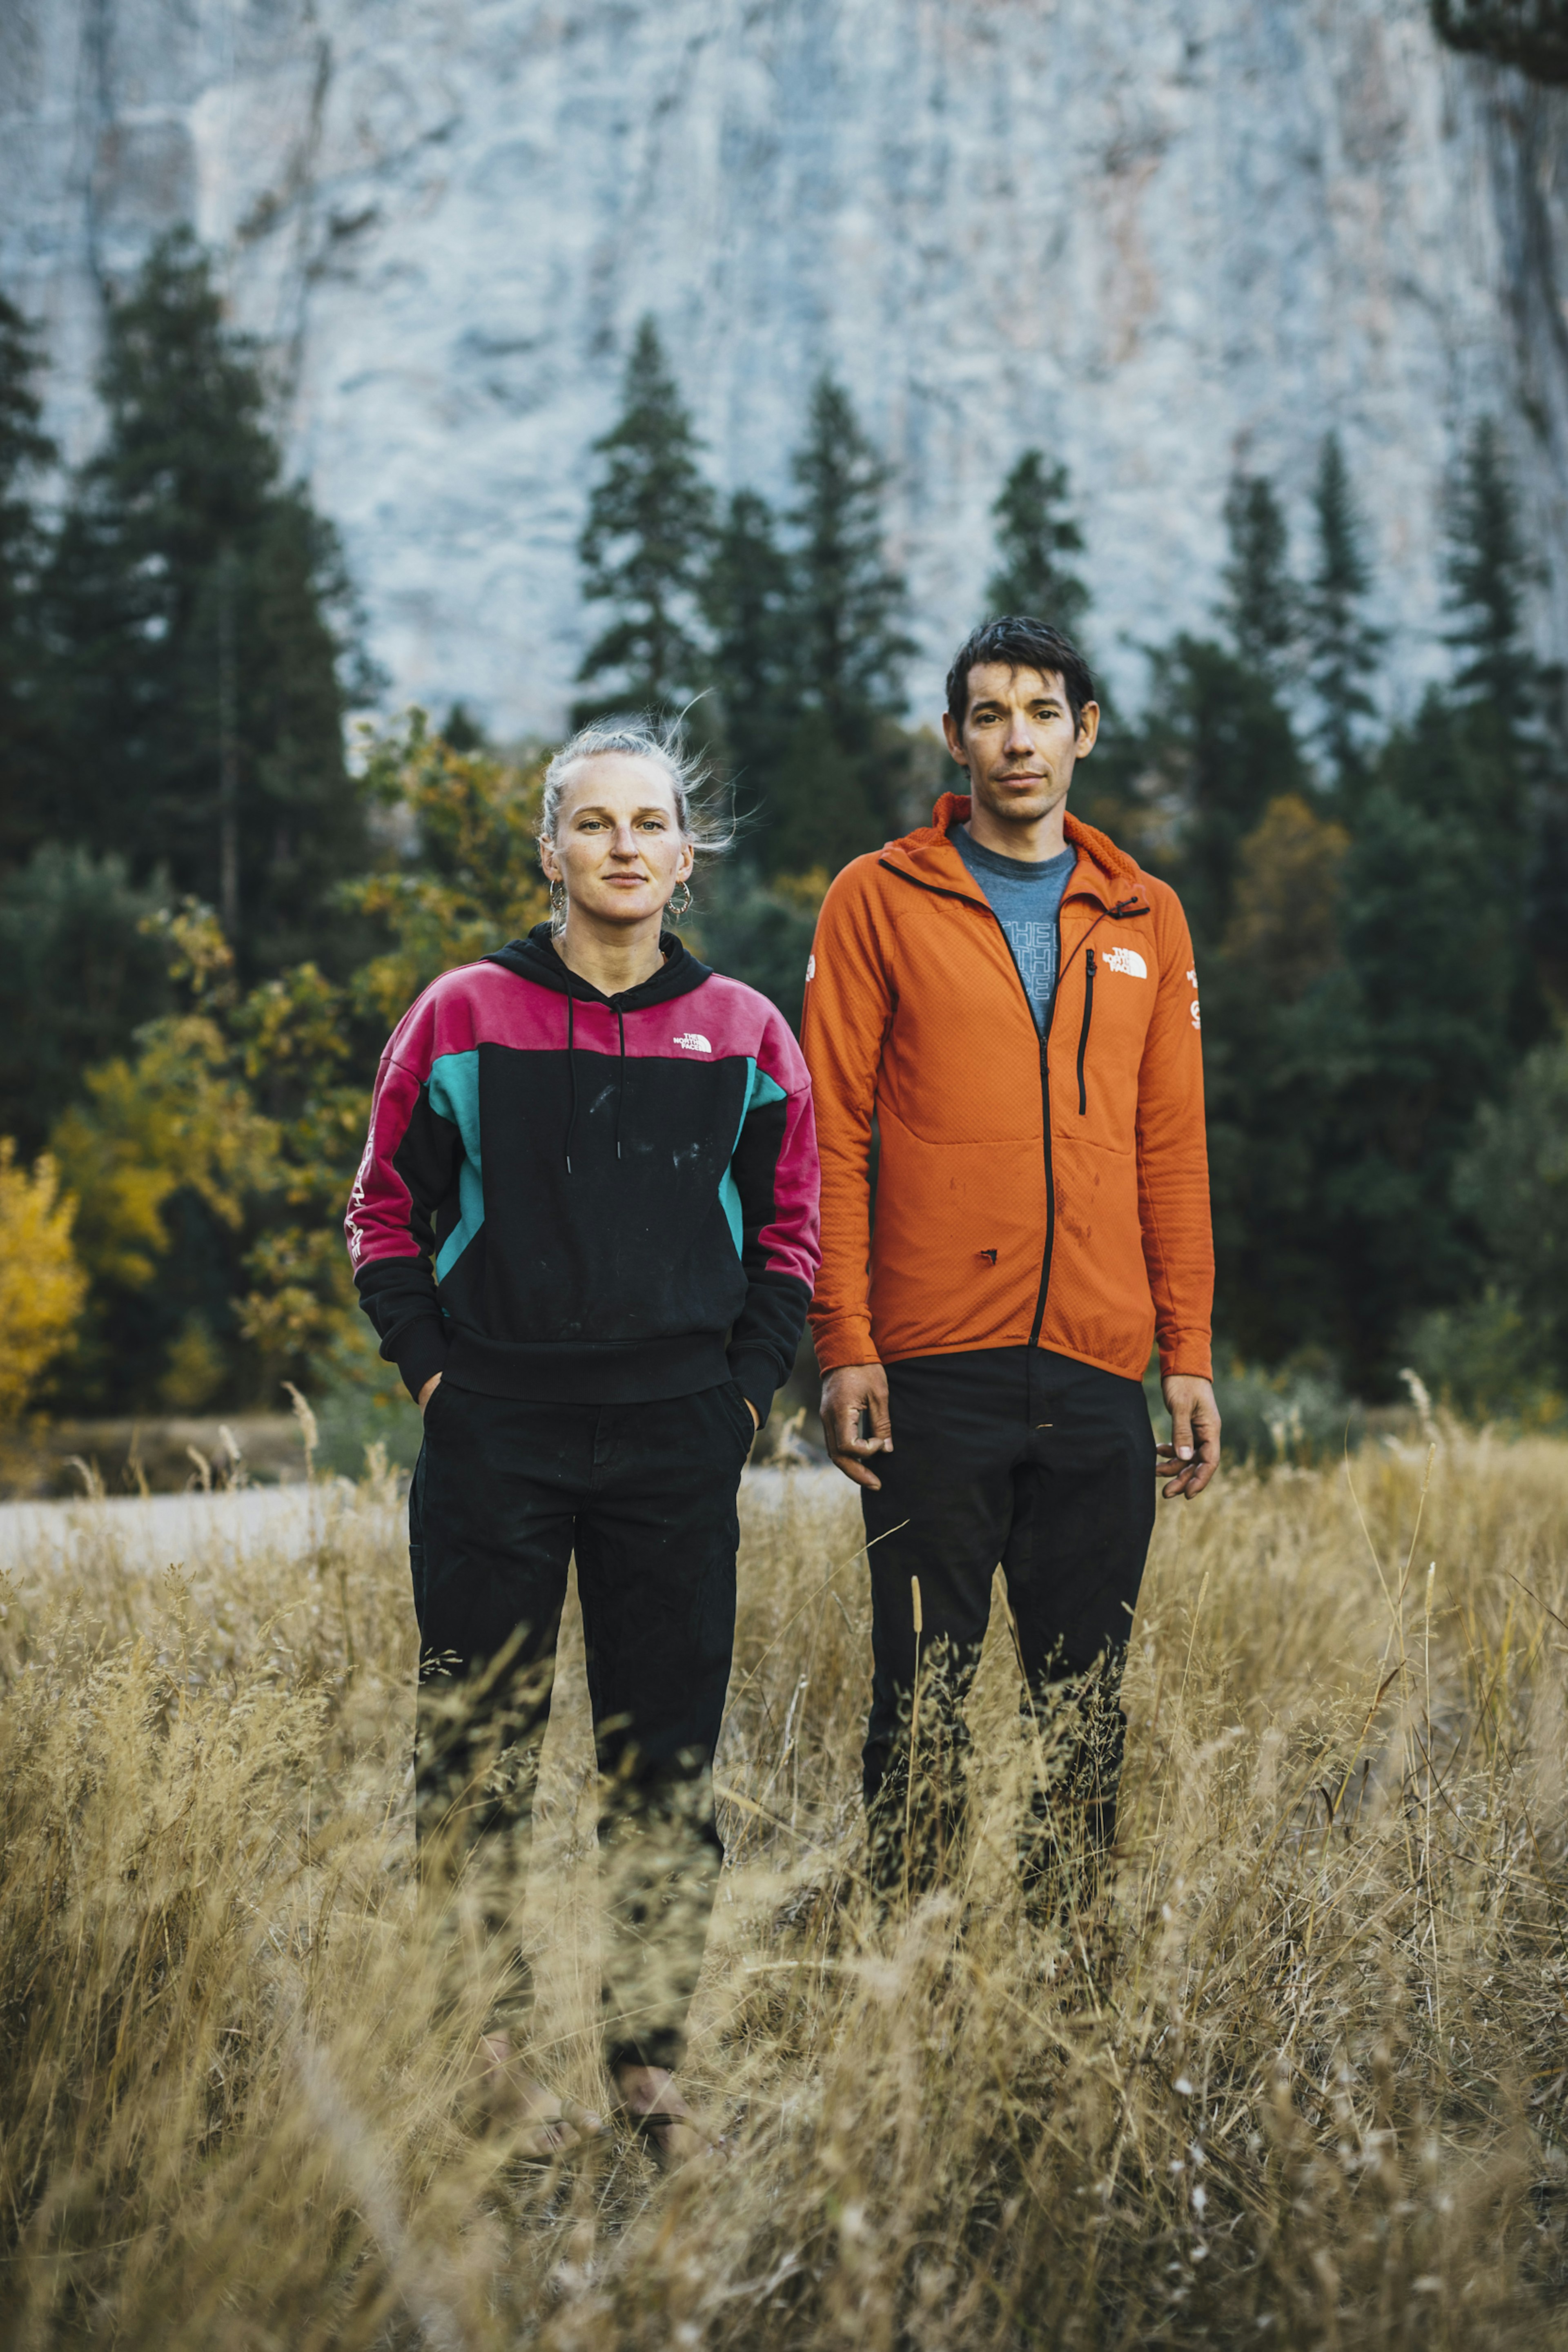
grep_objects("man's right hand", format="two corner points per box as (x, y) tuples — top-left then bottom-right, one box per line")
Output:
(820, 1362), (893, 1489)
(418, 1371), (443, 1414)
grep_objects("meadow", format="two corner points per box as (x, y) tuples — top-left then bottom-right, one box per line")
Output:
(3, 1426), (1568, 2349)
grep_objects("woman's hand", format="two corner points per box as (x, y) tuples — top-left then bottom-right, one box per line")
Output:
(418, 1372), (443, 1415)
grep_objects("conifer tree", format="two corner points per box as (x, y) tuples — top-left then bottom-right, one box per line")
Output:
(1300, 693), (1516, 1389)
(984, 449), (1090, 637)
(1441, 416), (1563, 1022)
(1221, 472), (1298, 683)
(0, 292), (58, 867)
(1443, 418), (1540, 724)
(44, 230), (366, 979)
(702, 487), (795, 805)
(763, 375), (913, 871)
(786, 375), (912, 750)
(574, 317), (714, 723)
(1305, 433), (1384, 789)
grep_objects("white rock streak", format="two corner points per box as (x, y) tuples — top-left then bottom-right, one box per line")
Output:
(3, 1), (1566, 735)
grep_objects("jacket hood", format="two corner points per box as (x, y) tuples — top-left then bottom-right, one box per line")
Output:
(881, 791), (1150, 912)
(486, 923), (713, 1007)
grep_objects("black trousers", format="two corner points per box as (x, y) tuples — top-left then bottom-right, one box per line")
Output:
(408, 1377), (755, 2071)
(860, 1347), (1156, 1895)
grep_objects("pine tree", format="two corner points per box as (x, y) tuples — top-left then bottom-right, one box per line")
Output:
(984, 450), (1090, 637)
(1139, 636), (1309, 955)
(0, 845), (172, 1157)
(44, 230), (367, 979)
(1305, 433), (1384, 789)
(1221, 472), (1298, 682)
(1300, 694), (1515, 1390)
(574, 317), (715, 723)
(786, 375), (913, 751)
(0, 292), (58, 867)
(1444, 418), (1541, 723)
(702, 487), (795, 807)
(761, 375), (914, 872)
(1441, 416), (1561, 1033)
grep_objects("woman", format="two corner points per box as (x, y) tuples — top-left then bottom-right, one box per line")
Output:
(345, 720), (821, 2163)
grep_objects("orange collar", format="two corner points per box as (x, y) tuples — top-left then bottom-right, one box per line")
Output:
(880, 792), (1148, 912)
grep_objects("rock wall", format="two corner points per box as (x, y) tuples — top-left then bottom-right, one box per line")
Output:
(2, 0), (1566, 735)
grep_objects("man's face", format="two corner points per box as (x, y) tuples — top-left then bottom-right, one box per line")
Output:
(942, 662), (1099, 828)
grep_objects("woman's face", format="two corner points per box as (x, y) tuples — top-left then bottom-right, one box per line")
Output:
(541, 754), (694, 928)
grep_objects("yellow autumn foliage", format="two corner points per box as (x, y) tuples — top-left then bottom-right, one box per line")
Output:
(348, 714), (551, 1027)
(51, 1015), (281, 1292)
(0, 1140), (88, 1419)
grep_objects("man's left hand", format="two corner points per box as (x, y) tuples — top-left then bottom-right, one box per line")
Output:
(1158, 1375), (1221, 1498)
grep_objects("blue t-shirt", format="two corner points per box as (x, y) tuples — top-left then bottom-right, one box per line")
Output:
(952, 826), (1077, 1031)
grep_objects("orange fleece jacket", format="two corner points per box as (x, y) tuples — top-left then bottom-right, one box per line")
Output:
(801, 793), (1213, 1384)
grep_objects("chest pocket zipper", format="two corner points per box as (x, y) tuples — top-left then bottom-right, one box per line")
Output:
(1076, 948), (1096, 1116)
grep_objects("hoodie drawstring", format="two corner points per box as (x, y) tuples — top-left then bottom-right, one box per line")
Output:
(563, 989), (629, 1171)
(564, 986), (579, 1174)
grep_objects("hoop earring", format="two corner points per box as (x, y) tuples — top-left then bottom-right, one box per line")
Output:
(670, 879), (693, 919)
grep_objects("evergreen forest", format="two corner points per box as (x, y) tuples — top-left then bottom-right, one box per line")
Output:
(2, 232), (1566, 1464)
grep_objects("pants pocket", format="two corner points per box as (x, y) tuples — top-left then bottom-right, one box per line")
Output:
(720, 1379), (757, 1457)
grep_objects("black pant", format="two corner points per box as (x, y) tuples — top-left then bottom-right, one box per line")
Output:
(408, 1377), (755, 2070)
(860, 1347), (1156, 1896)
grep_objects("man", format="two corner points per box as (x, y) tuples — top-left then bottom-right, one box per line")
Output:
(801, 614), (1219, 1899)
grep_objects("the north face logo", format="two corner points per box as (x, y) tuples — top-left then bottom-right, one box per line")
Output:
(675, 1032), (712, 1052)
(1104, 945), (1147, 979)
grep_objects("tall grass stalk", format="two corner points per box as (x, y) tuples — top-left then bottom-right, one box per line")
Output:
(2, 1438), (1568, 2346)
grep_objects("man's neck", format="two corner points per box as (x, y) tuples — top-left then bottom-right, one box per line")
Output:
(553, 912), (668, 998)
(963, 792), (1070, 863)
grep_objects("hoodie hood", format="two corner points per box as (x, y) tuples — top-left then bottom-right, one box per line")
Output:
(486, 923), (713, 1006)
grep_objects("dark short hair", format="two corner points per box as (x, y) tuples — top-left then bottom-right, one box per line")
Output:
(945, 616), (1096, 736)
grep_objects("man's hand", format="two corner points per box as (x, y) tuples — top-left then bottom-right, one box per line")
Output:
(418, 1371), (443, 1415)
(820, 1362), (893, 1489)
(1158, 1374), (1221, 1498)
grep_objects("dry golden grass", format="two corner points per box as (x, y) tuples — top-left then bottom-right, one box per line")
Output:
(3, 1433), (1568, 2348)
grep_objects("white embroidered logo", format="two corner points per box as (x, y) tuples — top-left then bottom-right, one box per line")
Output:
(675, 1032), (712, 1053)
(1103, 945), (1148, 979)
(1191, 1000), (1202, 1030)
(806, 953), (816, 982)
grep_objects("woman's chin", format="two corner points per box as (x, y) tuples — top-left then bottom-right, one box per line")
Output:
(577, 893), (666, 927)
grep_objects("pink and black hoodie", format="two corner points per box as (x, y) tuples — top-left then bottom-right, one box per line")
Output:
(345, 925), (822, 1424)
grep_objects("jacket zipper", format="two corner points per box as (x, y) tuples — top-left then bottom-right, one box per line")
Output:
(1076, 948), (1096, 1117)
(878, 858), (1132, 1351)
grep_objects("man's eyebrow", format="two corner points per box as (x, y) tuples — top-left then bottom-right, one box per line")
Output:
(972, 690), (1066, 711)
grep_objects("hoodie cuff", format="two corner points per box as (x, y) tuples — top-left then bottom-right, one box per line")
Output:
(390, 1318), (451, 1404)
(726, 1349), (779, 1431)
(1157, 1338), (1214, 1382)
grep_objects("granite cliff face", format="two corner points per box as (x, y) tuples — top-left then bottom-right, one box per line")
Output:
(2, 0), (1566, 733)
